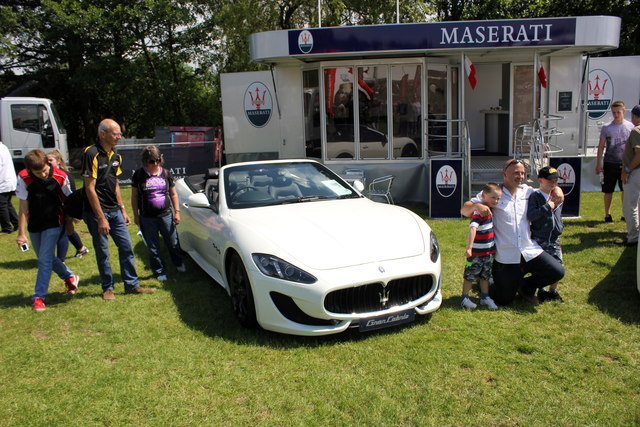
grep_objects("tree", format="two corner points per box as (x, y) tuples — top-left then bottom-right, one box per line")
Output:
(0, 0), (221, 146)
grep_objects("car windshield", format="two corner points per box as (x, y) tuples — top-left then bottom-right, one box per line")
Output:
(224, 162), (360, 209)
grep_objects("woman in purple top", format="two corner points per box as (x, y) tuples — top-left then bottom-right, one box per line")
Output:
(131, 146), (185, 281)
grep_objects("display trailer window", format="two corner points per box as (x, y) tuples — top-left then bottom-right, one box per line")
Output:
(324, 67), (355, 159)
(391, 64), (422, 158)
(426, 65), (448, 153)
(11, 104), (40, 133)
(358, 66), (389, 160)
(303, 69), (321, 158)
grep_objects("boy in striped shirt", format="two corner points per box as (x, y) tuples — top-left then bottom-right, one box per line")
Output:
(461, 182), (501, 310)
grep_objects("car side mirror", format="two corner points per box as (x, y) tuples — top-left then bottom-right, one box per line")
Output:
(352, 179), (365, 193)
(187, 192), (210, 208)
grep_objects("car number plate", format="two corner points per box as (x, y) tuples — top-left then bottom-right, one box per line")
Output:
(359, 308), (416, 332)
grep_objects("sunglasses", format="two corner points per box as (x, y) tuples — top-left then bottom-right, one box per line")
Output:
(504, 159), (524, 170)
(147, 159), (161, 164)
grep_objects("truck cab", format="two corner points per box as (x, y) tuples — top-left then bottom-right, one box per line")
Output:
(0, 97), (68, 168)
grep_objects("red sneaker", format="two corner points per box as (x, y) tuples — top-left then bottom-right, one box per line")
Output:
(64, 275), (80, 295)
(33, 298), (46, 312)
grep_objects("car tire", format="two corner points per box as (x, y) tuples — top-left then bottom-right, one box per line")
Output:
(401, 144), (419, 157)
(228, 253), (257, 328)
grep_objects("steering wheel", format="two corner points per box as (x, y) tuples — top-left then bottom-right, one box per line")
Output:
(230, 186), (259, 202)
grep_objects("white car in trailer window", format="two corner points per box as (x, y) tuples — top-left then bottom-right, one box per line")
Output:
(176, 159), (442, 336)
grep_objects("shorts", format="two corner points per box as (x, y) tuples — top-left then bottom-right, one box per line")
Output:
(539, 240), (563, 264)
(463, 255), (493, 282)
(601, 162), (623, 193)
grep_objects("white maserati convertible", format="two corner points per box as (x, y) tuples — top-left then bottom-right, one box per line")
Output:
(176, 159), (442, 336)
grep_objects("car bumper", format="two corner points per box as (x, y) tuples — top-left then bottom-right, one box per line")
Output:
(246, 254), (442, 336)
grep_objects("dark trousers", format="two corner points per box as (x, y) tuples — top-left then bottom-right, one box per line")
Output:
(0, 192), (18, 232)
(68, 231), (83, 251)
(492, 252), (565, 306)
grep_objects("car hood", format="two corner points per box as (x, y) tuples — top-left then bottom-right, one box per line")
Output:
(229, 199), (426, 270)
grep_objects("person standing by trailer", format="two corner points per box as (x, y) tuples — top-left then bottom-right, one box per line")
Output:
(82, 118), (155, 301)
(620, 105), (640, 247)
(596, 101), (634, 223)
(46, 149), (90, 260)
(0, 140), (18, 234)
(131, 145), (185, 282)
(15, 149), (79, 311)
(460, 183), (500, 310)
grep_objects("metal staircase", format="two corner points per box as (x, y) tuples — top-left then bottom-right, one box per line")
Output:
(514, 114), (564, 178)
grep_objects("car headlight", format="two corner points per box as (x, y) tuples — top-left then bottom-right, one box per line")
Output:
(430, 231), (440, 263)
(252, 254), (317, 284)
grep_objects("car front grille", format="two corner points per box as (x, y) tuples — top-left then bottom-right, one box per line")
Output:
(324, 275), (435, 314)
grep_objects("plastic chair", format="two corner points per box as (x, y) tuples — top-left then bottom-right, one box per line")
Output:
(367, 175), (394, 204)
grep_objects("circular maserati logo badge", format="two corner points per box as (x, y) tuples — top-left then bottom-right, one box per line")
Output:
(435, 165), (457, 198)
(298, 30), (313, 54)
(587, 68), (614, 120)
(244, 82), (273, 128)
(555, 163), (576, 196)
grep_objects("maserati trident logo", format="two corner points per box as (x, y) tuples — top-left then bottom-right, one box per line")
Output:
(379, 286), (390, 308)
(435, 165), (457, 197)
(298, 30), (313, 54)
(244, 82), (273, 128)
(587, 69), (613, 120)
(556, 162), (576, 196)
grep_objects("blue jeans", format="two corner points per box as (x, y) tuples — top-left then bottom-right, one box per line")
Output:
(30, 225), (74, 300)
(139, 213), (183, 276)
(56, 227), (69, 262)
(83, 210), (139, 291)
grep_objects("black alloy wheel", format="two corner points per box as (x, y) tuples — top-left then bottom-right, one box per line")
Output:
(228, 253), (257, 328)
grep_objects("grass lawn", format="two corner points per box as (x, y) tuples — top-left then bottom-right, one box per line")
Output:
(0, 189), (638, 426)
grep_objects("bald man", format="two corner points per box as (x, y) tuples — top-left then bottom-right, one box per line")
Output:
(82, 119), (155, 300)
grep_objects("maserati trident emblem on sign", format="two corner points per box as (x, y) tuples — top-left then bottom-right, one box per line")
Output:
(379, 285), (390, 307)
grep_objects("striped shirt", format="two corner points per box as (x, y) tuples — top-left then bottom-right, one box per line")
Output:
(469, 212), (496, 256)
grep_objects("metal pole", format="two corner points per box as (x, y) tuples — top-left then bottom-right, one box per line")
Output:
(460, 52), (471, 199)
(318, 0), (322, 27)
(396, 0), (400, 24)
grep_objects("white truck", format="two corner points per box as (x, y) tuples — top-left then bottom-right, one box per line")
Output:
(0, 97), (68, 168)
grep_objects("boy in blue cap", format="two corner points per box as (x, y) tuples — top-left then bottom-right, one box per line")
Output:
(527, 166), (564, 302)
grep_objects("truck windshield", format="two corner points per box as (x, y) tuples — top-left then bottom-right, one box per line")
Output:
(49, 103), (66, 134)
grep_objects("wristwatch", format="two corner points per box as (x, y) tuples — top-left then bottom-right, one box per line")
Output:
(625, 166), (632, 173)
(120, 205), (126, 210)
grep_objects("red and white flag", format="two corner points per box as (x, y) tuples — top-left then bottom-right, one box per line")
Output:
(537, 55), (547, 88)
(464, 55), (477, 90)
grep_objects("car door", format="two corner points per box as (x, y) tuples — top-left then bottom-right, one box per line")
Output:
(178, 181), (224, 275)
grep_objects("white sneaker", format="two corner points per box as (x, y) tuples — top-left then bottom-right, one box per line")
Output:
(480, 296), (499, 310)
(176, 264), (186, 273)
(157, 275), (168, 282)
(461, 297), (477, 309)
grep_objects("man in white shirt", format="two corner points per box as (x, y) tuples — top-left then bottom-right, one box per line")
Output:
(619, 105), (640, 246)
(0, 140), (18, 233)
(461, 159), (565, 306)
